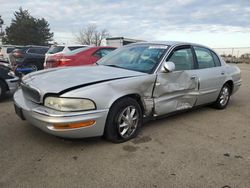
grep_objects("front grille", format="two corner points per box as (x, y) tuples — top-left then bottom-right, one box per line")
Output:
(21, 83), (41, 103)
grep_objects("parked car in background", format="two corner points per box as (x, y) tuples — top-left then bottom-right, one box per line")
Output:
(46, 44), (88, 55)
(0, 60), (11, 68)
(14, 41), (241, 142)
(0, 62), (19, 100)
(0, 45), (23, 62)
(9, 45), (49, 76)
(44, 46), (116, 68)
(44, 44), (88, 67)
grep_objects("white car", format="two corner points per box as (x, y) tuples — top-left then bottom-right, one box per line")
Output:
(44, 44), (88, 67)
(0, 45), (23, 62)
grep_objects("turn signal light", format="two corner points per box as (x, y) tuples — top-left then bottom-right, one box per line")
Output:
(53, 120), (96, 129)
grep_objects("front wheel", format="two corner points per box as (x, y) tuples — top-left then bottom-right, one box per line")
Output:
(104, 97), (143, 143)
(214, 84), (231, 109)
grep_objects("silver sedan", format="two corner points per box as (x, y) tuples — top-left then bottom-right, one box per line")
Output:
(14, 41), (241, 142)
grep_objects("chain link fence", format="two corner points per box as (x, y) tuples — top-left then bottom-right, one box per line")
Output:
(213, 47), (250, 64)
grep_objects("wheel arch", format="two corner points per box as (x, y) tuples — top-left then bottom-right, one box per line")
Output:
(224, 80), (234, 94)
(109, 93), (146, 115)
(0, 78), (9, 91)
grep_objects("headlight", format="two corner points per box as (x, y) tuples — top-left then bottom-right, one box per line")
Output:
(44, 97), (96, 112)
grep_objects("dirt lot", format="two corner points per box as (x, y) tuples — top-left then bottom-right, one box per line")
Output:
(0, 64), (249, 188)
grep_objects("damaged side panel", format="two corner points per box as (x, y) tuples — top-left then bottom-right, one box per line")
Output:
(141, 97), (154, 116)
(153, 71), (199, 116)
(62, 74), (157, 116)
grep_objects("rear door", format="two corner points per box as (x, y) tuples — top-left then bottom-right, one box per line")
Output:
(192, 46), (226, 105)
(153, 45), (199, 116)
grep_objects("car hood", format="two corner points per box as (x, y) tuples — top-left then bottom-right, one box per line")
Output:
(22, 65), (146, 95)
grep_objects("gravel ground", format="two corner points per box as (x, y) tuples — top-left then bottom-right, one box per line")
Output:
(0, 64), (249, 188)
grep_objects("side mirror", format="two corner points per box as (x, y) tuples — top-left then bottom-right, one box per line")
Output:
(161, 61), (175, 72)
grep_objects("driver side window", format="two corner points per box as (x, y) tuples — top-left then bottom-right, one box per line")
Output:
(168, 47), (194, 71)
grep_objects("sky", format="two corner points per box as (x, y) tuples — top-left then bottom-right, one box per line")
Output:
(0, 0), (250, 48)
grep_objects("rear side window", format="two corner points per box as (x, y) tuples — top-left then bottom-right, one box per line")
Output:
(37, 48), (48, 54)
(194, 47), (215, 69)
(211, 51), (221, 67)
(47, 46), (65, 54)
(27, 48), (37, 54)
(27, 48), (48, 55)
(65, 47), (90, 56)
(168, 47), (195, 71)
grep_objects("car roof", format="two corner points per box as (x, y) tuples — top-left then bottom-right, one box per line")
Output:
(76, 46), (116, 51)
(134, 41), (210, 49)
(54, 44), (88, 47)
(14, 45), (48, 50)
(94, 46), (116, 49)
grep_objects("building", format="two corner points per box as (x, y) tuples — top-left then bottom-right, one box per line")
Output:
(106, 37), (144, 48)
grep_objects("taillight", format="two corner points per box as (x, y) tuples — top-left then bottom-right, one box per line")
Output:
(45, 55), (71, 68)
(58, 58), (71, 66)
(59, 58), (71, 62)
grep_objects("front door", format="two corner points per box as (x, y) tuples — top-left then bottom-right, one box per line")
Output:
(153, 45), (199, 116)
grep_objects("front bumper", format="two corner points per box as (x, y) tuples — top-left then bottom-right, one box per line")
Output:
(14, 89), (109, 138)
(6, 77), (20, 94)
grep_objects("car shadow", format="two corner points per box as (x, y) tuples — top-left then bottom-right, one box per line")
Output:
(20, 101), (237, 147)
(142, 105), (214, 130)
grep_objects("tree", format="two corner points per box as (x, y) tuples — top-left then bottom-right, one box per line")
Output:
(75, 24), (110, 46)
(0, 15), (4, 37)
(2, 8), (53, 45)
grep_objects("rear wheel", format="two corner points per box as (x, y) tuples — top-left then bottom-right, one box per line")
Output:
(0, 80), (7, 100)
(214, 83), (231, 109)
(104, 97), (142, 143)
(26, 64), (38, 72)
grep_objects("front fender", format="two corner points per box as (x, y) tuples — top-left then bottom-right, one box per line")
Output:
(61, 74), (156, 114)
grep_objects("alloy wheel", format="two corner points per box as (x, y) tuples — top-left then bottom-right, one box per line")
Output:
(219, 86), (230, 106)
(117, 105), (139, 138)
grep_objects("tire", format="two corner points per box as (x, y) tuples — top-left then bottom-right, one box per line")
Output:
(0, 80), (7, 100)
(104, 97), (143, 143)
(26, 64), (38, 72)
(214, 83), (231, 109)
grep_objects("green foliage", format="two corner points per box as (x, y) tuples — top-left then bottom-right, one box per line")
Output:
(2, 8), (53, 45)
(0, 15), (4, 37)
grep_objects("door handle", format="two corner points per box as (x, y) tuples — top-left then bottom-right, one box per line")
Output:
(221, 71), (225, 75)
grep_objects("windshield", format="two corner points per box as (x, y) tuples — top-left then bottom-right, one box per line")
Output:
(98, 44), (168, 73)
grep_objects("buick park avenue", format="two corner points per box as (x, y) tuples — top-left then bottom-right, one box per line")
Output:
(14, 42), (241, 142)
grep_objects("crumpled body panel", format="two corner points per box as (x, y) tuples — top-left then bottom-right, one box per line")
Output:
(153, 71), (198, 116)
